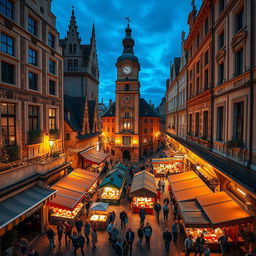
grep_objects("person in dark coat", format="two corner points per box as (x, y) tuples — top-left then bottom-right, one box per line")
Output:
(46, 227), (55, 251)
(71, 231), (79, 255)
(154, 202), (161, 224)
(194, 233), (205, 256)
(163, 228), (172, 255)
(163, 204), (169, 221)
(143, 223), (152, 250)
(137, 225), (144, 248)
(75, 219), (83, 234)
(85, 201), (90, 217)
(218, 232), (229, 256)
(172, 220), (180, 244)
(64, 221), (72, 248)
(126, 228), (135, 256)
(75, 233), (85, 256)
(164, 197), (170, 205)
(139, 207), (146, 226)
(120, 210), (128, 229)
(84, 221), (90, 243)
(57, 221), (63, 248)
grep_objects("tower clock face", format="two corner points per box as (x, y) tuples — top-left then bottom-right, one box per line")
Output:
(122, 65), (132, 75)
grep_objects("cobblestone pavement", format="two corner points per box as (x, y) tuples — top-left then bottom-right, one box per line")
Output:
(31, 175), (244, 256)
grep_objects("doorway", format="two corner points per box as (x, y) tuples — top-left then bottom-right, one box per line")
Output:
(123, 150), (131, 161)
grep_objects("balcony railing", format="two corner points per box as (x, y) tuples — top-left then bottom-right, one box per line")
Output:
(0, 145), (19, 163)
(27, 130), (43, 145)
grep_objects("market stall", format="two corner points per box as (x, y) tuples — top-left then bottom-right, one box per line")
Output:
(47, 169), (99, 224)
(99, 164), (128, 205)
(80, 148), (109, 170)
(130, 171), (157, 214)
(152, 157), (184, 177)
(89, 202), (109, 230)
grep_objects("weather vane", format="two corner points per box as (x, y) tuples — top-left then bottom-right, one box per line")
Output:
(126, 17), (131, 26)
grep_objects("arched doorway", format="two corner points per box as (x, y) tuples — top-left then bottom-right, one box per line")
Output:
(123, 150), (131, 161)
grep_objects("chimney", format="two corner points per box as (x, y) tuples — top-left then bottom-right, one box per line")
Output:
(109, 99), (112, 107)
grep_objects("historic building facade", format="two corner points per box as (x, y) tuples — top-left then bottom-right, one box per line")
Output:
(0, 0), (68, 248)
(60, 9), (101, 168)
(102, 24), (160, 162)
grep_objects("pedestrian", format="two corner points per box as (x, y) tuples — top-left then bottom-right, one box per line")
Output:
(75, 218), (83, 234)
(91, 228), (98, 250)
(85, 200), (90, 217)
(158, 179), (161, 190)
(46, 227), (55, 251)
(161, 178), (165, 193)
(57, 221), (63, 248)
(194, 233), (205, 256)
(184, 235), (193, 256)
(139, 207), (146, 226)
(114, 238), (123, 256)
(204, 244), (211, 256)
(163, 203), (169, 221)
(19, 237), (28, 256)
(75, 233), (85, 256)
(120, 209), (128, 229)
(123, 239), (129, 256)
(126, 228), (135, 256)
(164, 197), (169, 205)
(143, 222), (152, 250)
(71, 231), (79, 255)
(154, 201), (161, 224)
(163, 228), (172, 255)
(111, 226), (119, 248)
(137, 225), (144, 248)
(28, 249), (38, 256)
(172, 220), (180, 244)
(173, 202), (179, 220)
(64, 221), (72, 248)
(109, 211), (116, 223)
(218, 232), (229, 256)
(107, 222), (114, 240)
(84, 221), (91, 243)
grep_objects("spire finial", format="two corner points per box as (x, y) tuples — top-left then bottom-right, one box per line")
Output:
(72, 5), (74, 16)
(191, 0), (196, 10)
(126, 17), (131, 27)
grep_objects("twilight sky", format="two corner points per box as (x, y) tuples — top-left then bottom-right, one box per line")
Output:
(52, 0), (201, 107)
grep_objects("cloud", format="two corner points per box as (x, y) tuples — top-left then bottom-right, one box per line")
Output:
(52, 0), (202, 106)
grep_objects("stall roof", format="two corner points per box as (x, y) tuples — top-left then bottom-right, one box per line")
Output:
(197, 192), (252, 227)
(171, 177), (206, 192)
(112, 162), (128, 172)
(152, 157), (183, 164)
(100, 171), (126, 189)
(168, 171), (198, 184)
(89, 202), (109, 212)
(130, 171), (157, 198)
(73, 168), (99, 180)
(0, 185), (56, 232)
(80, 148), (109, 165)
(48, 194), (78, 210)
(174, 185), (213, 202)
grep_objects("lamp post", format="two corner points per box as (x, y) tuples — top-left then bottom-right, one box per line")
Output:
(49, 140), (54, 156)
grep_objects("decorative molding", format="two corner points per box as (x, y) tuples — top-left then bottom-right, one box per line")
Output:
(230, 31), (247, 51)
(215, 49), (226, 64)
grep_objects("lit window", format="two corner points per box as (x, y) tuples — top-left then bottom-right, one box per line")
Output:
(49, 108), (56, 130)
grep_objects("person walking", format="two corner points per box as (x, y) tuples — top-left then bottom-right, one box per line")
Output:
(173, 202), (179, 220)
(19, 237), (29, 256)
(46, 227), (55, 251)
(123, 239), (129, 256)
(84, 221), (91, 243)
(194, 233), (205, 256)
(163, 203), (169, 222)
(71, 231), (79, 256)
(164, 197), (170, 205)
(85, 200), (90, 217)
(107, 222), (114, 240)
(184, 235), (193, 256)
(154, 201), (161, 224)
(57, 221), (63, 248)
(204, 244), (211, 256)
(75, 233), (85, 256)
(126, 228), (135, 256)
(111, 226), (119, 248)
(114, 238), (123, 256)
(218, 232), (229, 256)
(91, 228), (98, 250)
(143, 223), (152, 250)
(137, 225), (144, 248)
(120, 209), (128, 229)
(163, 228), (172, 255)
(75, 218), (83, 234)
(139, 207), (146, 226)
(64, 221), (72, 248)
(161, 178), (165, 193)
(172, 220), (180, 245)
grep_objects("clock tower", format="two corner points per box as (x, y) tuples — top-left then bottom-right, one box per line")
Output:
(115, 23), (140, 161)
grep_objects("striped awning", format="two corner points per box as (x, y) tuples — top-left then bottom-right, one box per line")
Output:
(80, 148), (109, 165)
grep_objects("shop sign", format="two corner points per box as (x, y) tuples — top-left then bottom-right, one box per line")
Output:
(25, 203), (43, 218)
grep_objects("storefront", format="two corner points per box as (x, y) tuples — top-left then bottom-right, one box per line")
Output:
(80, 148), (109, 170)
(0, 185), (56, 250)
(89, 202), (109, 230)
(152, 157), (184, 177)
(130, 171), (156, 214)
(179, 192), (252, 252)
(47, 168), (99, 223)
(99, 164), (128, 205)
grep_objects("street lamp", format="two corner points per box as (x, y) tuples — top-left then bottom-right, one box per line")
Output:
(49, 140), (54, 156)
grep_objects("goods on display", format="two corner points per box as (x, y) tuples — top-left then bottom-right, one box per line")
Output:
(101, 187), (120, 200)
(49, 202), (83, 220)
(133, 197), (154, 209)
(154, 162), (183, 176)
(90, 214), (108, 222)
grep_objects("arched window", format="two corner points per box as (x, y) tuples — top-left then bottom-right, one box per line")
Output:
(125, 84), (129, 91)
(73, 44), (76, 54)
(69, 44), (72, 53)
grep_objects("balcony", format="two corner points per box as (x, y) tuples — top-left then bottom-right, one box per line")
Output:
(121, 129), (133, 134)
(49, 129), (60, 140)
(27, 130), (43, 145)
(0, 145), (19, 163)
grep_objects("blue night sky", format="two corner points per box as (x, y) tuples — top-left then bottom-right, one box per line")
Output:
(52, 0), (201, 107)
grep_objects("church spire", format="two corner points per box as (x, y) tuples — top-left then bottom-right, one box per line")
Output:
(66, 6), (80, 41)
(122, 18), (134, 54)
(90, 22), (96, 44)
